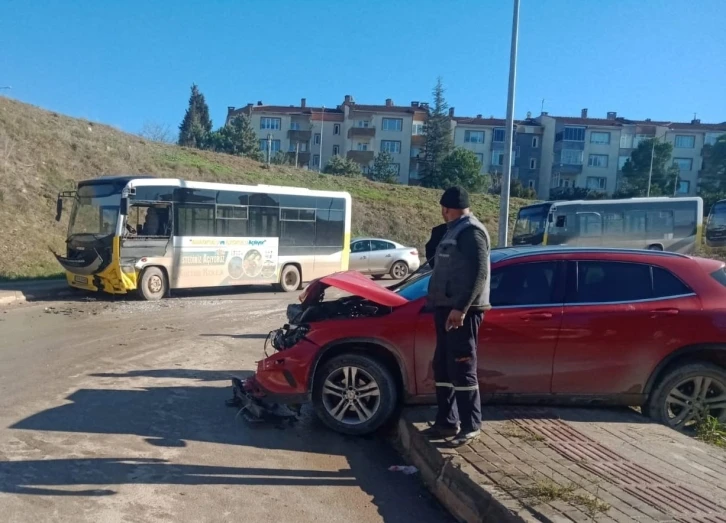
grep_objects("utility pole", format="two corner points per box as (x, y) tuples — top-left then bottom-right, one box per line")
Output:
(266, 133), (272, 165)
(295, 142), (300, 168)
(497, 0), (520, 248)
(319, 105), (325, 172)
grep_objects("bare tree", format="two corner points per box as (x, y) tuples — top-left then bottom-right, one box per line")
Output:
(139, 122), (174, 143)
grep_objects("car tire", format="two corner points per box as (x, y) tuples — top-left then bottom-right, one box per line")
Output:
(646, 362), (726, 433)
(312, 353), (398, 436)
(389, 261), (409, 280)
(647, 244), (664, 251)
(372, 274), (385, 280)
(278, 265), (301, 292)
(138, 267), (167, 301)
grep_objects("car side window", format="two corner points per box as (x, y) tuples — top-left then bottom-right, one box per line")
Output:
(370, 240), (392, 251)
(652, 266), (692, 298)
(351, 241), (370, 253)
(490, 262), (558, 307)
(573, 261), (651, 303)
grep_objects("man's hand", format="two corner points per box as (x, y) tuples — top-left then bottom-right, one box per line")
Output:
(446, 309), (466, 331)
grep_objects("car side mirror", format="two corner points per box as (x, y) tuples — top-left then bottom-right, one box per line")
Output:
(55, 196), (63, 222)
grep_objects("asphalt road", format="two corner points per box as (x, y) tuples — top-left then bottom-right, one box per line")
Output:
(0, 286), (452, 523)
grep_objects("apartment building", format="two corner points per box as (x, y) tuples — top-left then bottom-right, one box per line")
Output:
(227, 96), (725, 196)
(536, 109), (726, 200)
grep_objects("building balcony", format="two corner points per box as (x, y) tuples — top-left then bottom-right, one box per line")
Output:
(348, 127), (376, 138)
(411, 134), (426, 146)
(347, 150), (374, 163)
(286, 151), (310, 165)
(288, 129), (312, 142)
(554, 164), (583, 174)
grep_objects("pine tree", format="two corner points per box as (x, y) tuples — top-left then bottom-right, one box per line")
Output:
(420, 77), (454, 189)
(207, 114), (264, 161)
(178, 84), (213, 148)
(616, 138), (678, 197)
(370, 151), (399, 183)
(323, 156), (361, 177)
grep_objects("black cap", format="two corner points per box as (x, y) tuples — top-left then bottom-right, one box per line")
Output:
(439, 186), (470, 209)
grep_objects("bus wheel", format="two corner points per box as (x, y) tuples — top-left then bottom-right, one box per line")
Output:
(138, 267), (167, 301)
(278, 265), (301, 292)
(647, 244), (663, 251)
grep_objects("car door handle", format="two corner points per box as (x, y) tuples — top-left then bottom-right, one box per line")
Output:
(649, 308), (679, 316)
(520, 312), (553, 321)
(385, 254), (391, 257)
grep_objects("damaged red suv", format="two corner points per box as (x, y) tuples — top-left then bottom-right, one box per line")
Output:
(234, 247), (726, 436)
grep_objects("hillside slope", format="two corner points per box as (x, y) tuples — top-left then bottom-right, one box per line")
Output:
(0, 96), (529, 279)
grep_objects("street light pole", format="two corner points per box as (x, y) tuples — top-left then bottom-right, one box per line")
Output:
(497, 0), (520, 248)
(319, 105), (325, 172)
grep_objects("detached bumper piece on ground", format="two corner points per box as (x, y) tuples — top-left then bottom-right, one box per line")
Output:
(225, 377), (300, 425)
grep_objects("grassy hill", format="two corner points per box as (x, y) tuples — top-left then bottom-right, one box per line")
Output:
(0, 96), (530, 279)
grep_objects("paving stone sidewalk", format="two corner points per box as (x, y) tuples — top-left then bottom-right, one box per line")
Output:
(399, 406), (726, 522)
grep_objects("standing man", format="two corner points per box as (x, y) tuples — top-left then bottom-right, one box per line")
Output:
(424, 186), (490, 446)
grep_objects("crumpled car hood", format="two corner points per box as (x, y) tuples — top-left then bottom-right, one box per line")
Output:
(299, 271), (409, 308)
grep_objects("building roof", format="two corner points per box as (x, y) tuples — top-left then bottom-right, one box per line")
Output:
(547, 116), (626, 127)
(347, 103), (428, 117)
(668, 121), (726, 132)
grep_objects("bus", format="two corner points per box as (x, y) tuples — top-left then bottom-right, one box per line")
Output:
(512, 197), (703, 253)
(706, 199), (726, 247)
(54, 176), (352, 300)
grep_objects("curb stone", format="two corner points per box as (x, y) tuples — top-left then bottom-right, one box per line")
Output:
(0, 281), (75, 306)
(392, 410), (541, 523)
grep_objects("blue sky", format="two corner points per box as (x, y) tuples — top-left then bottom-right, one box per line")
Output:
(2, 0), (725, 135)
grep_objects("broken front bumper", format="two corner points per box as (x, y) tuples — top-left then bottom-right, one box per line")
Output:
(225, 376), (304, 423)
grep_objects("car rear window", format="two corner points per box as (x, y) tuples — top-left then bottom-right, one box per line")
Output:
(710, 266), (726, 287)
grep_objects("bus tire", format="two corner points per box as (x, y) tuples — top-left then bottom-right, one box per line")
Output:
(138, 267), (167, 301)
(278, 264), (301, 292)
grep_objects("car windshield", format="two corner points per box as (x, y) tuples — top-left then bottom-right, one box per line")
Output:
(513, 205), (548, 240)
(395, 271), (431, 301)
(68, 183), (122, 237)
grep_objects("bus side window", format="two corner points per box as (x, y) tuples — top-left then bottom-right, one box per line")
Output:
(555, 216), (566, 227)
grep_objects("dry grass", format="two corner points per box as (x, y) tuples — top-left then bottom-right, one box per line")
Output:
(524, 480), (611, 517)
(0, 96), (529, 280)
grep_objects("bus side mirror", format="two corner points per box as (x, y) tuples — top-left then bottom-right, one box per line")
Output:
(120, 197), (130, 216)
(548, 214), (553, 223)
(55, 197), (63, 222)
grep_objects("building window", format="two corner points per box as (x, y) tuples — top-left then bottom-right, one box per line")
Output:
(561, 149), (583, 165)
(260, 117), (281, 130)
(313, 154), (320, 167)
(289, 142), (308, 153)
(563, 127), (586, 142)
(529, 158), (537, 169)
(618, 155), (629, 170)
(586, 177), (607, 190)
(677, 180), (690, 194)
(620, 133), (634, 149)
(705, 133), (722, 146)
(314, 133), (321, 145)
(357, 143), (368, 151)
(532, 136), (539, 148)
(491, 151), (514, 167)
(356, 120), (370, 128)
(259, 139), (281, 153)
(382, 118), (403, 132)
(464, 130), (485, 143)
(381, 140), (401, 154)
(290, 122), (301, 131)
(412, 123), (425, 135)
(391, 163), (401, 175)
(334, 124), (341, 135)
(633, 134), (653, 148)
(590, 131), (611, 144)
(493, 128), (505, 142)
(332, 145), (340, 156)
(588, 154), (609, 168)
(673, 158), (693, 171)
(674, 135), (695, 148)
(411, 147), (421, 158)
(528, 180), (536, 189)
(474, 153), (484, 165)
(558, 178), (572, 188)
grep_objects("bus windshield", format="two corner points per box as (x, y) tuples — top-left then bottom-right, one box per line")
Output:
(513, 205), (549, 244)
(710, 203), (726, 228)
(69, 183), (122, 237)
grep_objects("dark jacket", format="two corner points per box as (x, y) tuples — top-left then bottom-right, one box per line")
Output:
(425, 223), (448, 268)
(427, 215), (491, 311)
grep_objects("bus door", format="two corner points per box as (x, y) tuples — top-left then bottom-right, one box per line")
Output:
(575, 212), (603, 247)
(121, 202), (173, 264)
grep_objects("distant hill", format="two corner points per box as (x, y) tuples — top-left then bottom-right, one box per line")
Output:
(0, 96), (528, 279)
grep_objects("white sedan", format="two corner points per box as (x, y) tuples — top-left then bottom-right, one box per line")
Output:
(349, 238), (421, 280)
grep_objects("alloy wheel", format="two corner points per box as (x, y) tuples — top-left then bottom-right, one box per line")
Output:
(391, 262), (407, 279)
(664, 375), (726, 431)
(321, 366), (381, 425)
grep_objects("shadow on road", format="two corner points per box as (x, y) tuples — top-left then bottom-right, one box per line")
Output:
(199, 333), (270, 340)
(5, 368), (450, 522)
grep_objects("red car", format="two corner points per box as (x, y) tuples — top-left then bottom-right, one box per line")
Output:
(236, 247), (726, 436)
